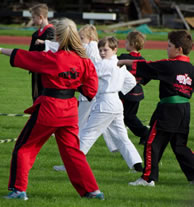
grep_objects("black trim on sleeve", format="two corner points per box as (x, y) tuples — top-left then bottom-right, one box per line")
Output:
(78, 86), (92, 101)
(10, 49), (18, 67)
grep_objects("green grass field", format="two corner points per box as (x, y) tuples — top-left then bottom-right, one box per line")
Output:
(0, 44), (194, 207)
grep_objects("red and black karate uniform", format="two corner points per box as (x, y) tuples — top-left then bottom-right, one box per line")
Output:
(131, 55), (194, 182)
(8, 48), (99, 196)
(29, 24), (55, 102)
(118, 52), (149, 142)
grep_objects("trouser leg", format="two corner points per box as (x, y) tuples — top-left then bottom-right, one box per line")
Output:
(78, 100), (95, 132)
(106, 114), (142, 169)
(8, 110), (54, 191)
(170, 133), (194, 181)
(143, 121), (169, 181)
(103, 129), (118, 152)
(79, 111), (114, 155)
(55, 125), (99, 196)
(123, 101), (149, 138)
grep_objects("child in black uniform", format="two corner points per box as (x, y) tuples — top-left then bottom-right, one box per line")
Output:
(118, 31), (149, 145)
(29, 4), (55, 102)
(118, 30), (194, 186)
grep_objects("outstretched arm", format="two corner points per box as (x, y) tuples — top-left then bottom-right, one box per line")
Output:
(117, 59), (134, 67)
(0, 48), (14, 56)
(0, 47), (57, 75)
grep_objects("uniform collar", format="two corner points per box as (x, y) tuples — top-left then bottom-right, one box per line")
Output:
(129, 51), (141, 57)
(172, 55), (190, 62)
(38, 24), (53, 36)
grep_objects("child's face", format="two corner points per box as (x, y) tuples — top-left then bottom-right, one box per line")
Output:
(99, 43), (117, 59)
(32, 14), (43, 26)
(167, 40), (182, 59)
(79, 32), (90, 44)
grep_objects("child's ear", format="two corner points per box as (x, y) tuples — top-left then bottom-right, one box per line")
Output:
(40, 15), (44, 20)
(177, 47), (183, 55)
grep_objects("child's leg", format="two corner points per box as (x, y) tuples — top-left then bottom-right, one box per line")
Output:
(8, 114), (55, 191)
(142, 122), (169, 182)
(103, 129), (118, 152)
(55, 125), (99, 196)
(170, 133), (194, 181)
(79, 111), (114, 155)
(107, 113), (142, 169)
(123, 101), (149, 140)
(78, 99), (95, 131)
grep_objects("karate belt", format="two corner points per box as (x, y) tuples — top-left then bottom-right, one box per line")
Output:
(160, 95), (189, 104)
(42, 88), (75, 99)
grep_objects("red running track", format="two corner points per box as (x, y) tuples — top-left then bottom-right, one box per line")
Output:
(0, 36), (168, 50)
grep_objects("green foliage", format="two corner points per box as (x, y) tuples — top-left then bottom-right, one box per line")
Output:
(0, 46), (194, 207)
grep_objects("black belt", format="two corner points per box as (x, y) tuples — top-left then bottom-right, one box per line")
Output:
(42, 88), (75, 99)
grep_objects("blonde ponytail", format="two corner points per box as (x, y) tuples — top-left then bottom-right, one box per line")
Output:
(56, 18), (87, 58)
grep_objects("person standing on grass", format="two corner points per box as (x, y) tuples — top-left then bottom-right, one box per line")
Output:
(77, 25), (117, 154)
(42, 25), (118, 172)
(0, 18), (104, 200)
(118, 30), (194, 186)
(118, 31), (150, 145)
(79, 36), (143, 173)
(29, 3), (55, 102)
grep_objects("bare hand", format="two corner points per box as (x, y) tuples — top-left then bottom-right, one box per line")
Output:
(35, 39), (45, 45)
(117, 60), (125, 67)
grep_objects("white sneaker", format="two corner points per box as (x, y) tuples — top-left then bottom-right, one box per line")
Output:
(128, 178), (155, 187)
(53, 165), (66, 171)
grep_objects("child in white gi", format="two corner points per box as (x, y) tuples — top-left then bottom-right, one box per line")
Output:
(53, 25), (117, 171)
(78, 25), (118, 152)
(79, 36), (143, 172)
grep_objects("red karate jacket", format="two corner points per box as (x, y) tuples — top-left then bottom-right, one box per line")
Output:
(10, 49), (98, 126)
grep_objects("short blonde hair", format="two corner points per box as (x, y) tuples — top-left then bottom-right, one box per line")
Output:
(30, 4), (48, 18)
(79, 24), (98, 42)
(56, 18), (87, 58)
(127, 31), (145, 51)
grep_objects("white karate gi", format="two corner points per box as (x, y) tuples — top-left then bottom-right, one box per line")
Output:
(80, 55), (143, 169)
(78, 41), (100, 130)
(78, 41), (118, 152)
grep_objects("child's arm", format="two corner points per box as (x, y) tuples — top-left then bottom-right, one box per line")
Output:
(34, 39), (59, 53)
(35, 39), (45, 45)
(0, 47), (57, 75)
(78, 59), (98, 101)
(120, 65), (136, 95)
(117, 59), (134, 67)
(0, 48), (13, 56)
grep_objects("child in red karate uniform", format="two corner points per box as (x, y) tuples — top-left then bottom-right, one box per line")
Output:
(0, 18), (104, 200)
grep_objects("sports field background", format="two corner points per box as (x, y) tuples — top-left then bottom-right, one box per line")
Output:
(0, 38), (194, 206)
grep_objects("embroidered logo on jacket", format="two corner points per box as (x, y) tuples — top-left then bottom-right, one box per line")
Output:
(58, 68), (79, 79)
(176, 74), (192, 85)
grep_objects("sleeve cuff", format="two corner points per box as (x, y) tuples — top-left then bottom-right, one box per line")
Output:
(10, 49), (18, 67)
(77, 86), (93, 102)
